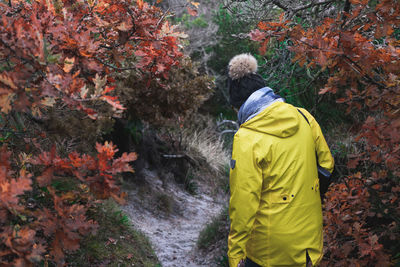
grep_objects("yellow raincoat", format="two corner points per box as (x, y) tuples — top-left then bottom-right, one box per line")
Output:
(228, 101), (334, 267)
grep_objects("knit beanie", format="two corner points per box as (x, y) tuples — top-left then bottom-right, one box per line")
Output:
(227, 54), (266, 109)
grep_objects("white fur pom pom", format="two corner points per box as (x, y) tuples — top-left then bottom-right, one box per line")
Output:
(228, 54), (258, 80)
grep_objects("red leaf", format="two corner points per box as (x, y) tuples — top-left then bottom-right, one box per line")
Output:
(249, 29), (267, 42)
(111, 152), (137, 174)
(37, 168), (54, 187)
(187, 7), (198, 16)
(102, 86), (116, 95)
(157, 63), (166, 73)
(319, 87), (332, 95)
(279, 12), (285, 23)
(137, 0), (144, 9)
(0, 73), (17, 89)
(101, 95), (126, 110)
(258, 21), (269, 31)
(347, 157), (360, 169)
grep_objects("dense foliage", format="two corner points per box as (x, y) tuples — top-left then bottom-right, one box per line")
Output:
(117, 57), (213, 124)
(0, 143), (136, 265)
(0, 0), (183, 118)
(0, 0), (209, 265)
(249, 0), (400, 265)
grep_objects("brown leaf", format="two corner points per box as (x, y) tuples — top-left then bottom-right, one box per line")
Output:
(249, 29), (267, 42)
(63, 57), (75, 73)
(27, 243), (46, 263)
(12, 227), (36, 252)
(319, 86), (332, 95)
(347, 157), (360, 169)
(0, 73), (17, 89)
(37, 168), (54, 187)
(117, 21), (133, 32)
(191, 1), (200, 8)
(0, 93), (14, 113)
(137, 0), (144, 9)
(187, 7), (198, 16)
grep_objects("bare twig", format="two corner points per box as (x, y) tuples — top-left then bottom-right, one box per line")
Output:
(95, 57), (137, 71)
(162, 154), (185, 158)
(156, 7), (171, 29)
(271, 0), (288, 11)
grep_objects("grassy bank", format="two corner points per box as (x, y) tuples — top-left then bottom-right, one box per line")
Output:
(68, 200), (159, 267)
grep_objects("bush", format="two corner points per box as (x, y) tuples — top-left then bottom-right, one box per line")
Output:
(116, 57), (213, 125)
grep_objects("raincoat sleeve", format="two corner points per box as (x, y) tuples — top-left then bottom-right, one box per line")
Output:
(299, 108), (334, 173)
(228, 131), (263, 267)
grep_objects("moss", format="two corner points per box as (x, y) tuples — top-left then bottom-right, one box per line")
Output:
(67, 199), (159, 267)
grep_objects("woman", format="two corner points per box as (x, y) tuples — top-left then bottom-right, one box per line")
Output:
(227, 54), (334, 267)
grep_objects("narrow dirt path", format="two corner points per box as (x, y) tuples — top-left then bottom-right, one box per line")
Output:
(122, 169), (224, 267)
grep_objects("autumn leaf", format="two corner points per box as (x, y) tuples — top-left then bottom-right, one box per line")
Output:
(349, 0), (368, 5)
(279, 12), (285, 23)
(101, 95), (126, 110)
(102, 86), (115, 95)
(110, 192), (127, 205)
(117, 21), (132, 32)
(27, 243), (46, 263)
(317, 51), (327, 67)
(1, 171), (32, 207)
(93, 74), (107, 97)
(80, 85), (89, 99)
(0, 93), (14, 113)
(347, 157), (360, 169)
(318, 86), (332, 95)
(0, 73), (17, 89)
(258, 21), (269, 31)
(249, 29), (267, 42)
(63, 57), (75, 73)
(137, 0), (144, 9)
(111, 152), (137, 174)
(41, 97), (56, 107)
(191, 1), (200, 8)
(259, 40), (269, 55)
(96, 141), (117, 158)
(187, 7), (198, 16)
(37, 167), (55, 187)
(11, 227), (36, 252)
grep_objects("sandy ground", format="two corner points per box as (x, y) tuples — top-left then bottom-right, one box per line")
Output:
(122, 169), (225, 267)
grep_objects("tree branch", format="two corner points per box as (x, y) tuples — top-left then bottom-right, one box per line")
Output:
(293, 0), (337, 12)
(95, 57), (137, 71)
(271, 0), (288, 11)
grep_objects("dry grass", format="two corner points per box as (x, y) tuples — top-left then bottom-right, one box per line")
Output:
(182, 122), (230, 175)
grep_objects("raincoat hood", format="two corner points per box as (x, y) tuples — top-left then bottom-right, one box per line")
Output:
(238, 87), (299, 138)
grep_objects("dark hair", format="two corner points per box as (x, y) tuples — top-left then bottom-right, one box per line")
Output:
(228, 73), (266, 109)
